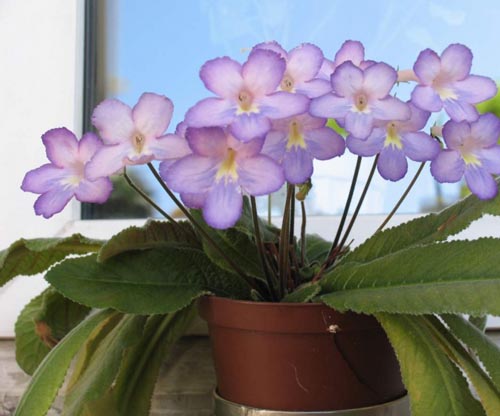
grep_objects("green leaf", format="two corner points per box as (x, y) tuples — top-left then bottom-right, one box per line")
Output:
(46, 247), (249, 314)
(302, 233), (331, 264)
(344, 179), (500, 265)
(377, 313), (485, 416)
(442, 314), (500, 390)
(282, 282), (320, 303)
(14, 309), (117, 416)
(234, 197), (279, 243)
(62, 314), (147, 416)
(15, 287), (90, 375)
(97, 220), (200, 262)
(321, 239), (500, 315)
(469, 315), (488, 332)
(0, 234), (102, 287)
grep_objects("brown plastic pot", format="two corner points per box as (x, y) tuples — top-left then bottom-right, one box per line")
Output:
(199, 296), (405, 412)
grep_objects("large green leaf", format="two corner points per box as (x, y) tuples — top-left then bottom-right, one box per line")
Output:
(281, 282), (320, 303)
(321, 238), (500, 315)
(233, 196), (279, 243)
(97, 220), (200, 262)
(344, 179), (500, 265)
(46, 247), (249, 314)
(377, 313), (485, 416)
(14, 309), (117, 416)
(62, 314), (147, 416)
(15, 287), (90, 375)
(0, 234), (102, 287)
(302, 233), (331, 264)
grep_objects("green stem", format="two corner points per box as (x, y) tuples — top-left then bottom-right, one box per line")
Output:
(267, 194), (272, 225)
(376, 162), (425, 233)
(289, 185), (295, 246)
(338, 155), (379, 250)
(123, 168), (176, 222)
(328, 156), (362, 259)
(146, 163), (257, 291)
(250, 196), (277, 301)
(279, 185), (293, 299)
(300, 201), (306, 267)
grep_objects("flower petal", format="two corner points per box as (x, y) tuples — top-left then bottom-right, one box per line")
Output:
(471, 113), (500, 147)
(347, 129), (385, 157)
(237, 155), (285, 195)
(258, 91), (309, 119)
(305, 127), (345, 160)
(230, 135), (264, 158)
(34, 189), (74, 219)
(149, 133), (191, 161)
(310, 93), (351, 119)
(132, 93), (173, 138)
(399, 103), (430, 132)
(411, 85), (443, 112)
(443, 99), (478, 122)
(78, 133), (103, 163)
(334, 40), (365, 67)
(344, 112), (374, 139)
(92, 99), (135, 144)
(371, 96), (411, 121)
(283, 147), (313, 184)
(184, 97), (235, 127)
(296, 78), (332, 98)
(203, 180), (242, 229)
(440, 44), (472, 81)
(455, 75), (497, 104)
(186, 127), (227, 157)
(75, 178), (113, 203)
(287, 43), (324, 83)
(401, 132), (440, 161)
(430, 150), (465, 183)
(85, 143), (130, 180)
(252, 41), (287, 58)
(442, 119), (471, 149)
(230, 114), (271, 142)
(330, 61), (363, 97)
(364, 62), (397, 99)
(164, 155), (219, 194)
(477, 146), (500, 174)
(262, 131), (287, 161)
(413, 49), (441, 84)
(378, 146), (408, 181)
(21, 164), (66, 194)
(243, 49), (285, 96)
(200, 56), (243, 99)
(42, 128), (79, 168)
(181, 192), (207, 209)
(464, 166), (498, 199)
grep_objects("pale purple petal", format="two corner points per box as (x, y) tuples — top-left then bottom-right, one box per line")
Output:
(442, 119), (470, 149)
(237, 156), (285, 195)
(306, 127), (345, 160)
(200, 57), (243, 99)
(75, 178), (113, 203)
(132, 93), (173, 138)
(294, 113), (326, 130)
(411, 85), (443, 112)
(330, 61), (363, 97)
(230, 135), (264, 158)
(334, 40), (365, 67)
(347, 130), (385, 157)
(364, 62), (397, 99)
(477, 146), (500, 174)
(378, 147), (408, 181)
(252, 41), (287, 58)
(443, 99), (478, 122)
(440, 44), (472, 81)
(186, 127), (227, 157)
(431, 150), (465, 183)
(85, 143), (130, 180)
(287, 43), (324, 83)
(164, 155), (219, 194)
(184, 98), (235, 127)
(262, 131), (286, 161)
(310, 94), (351, 119)
(413, 49), (441, 84)
(297, 78), (332, 98)
(230, 114), (271, 142)
(464, 166), (498, 199)
(181, 192), (207, 209)
(204, 181), (242, 229)
(344, 112), (374, 139)
(148, 133), (191, 161)
(401, 132), (440, 161)
(470, 113), (500, 147)
(78, 133), (103, 163)
(21, 164), (66, 194)
(258, 91), (309, 119)
(318, 58), (334, 80)
(243, 49), (285, 96)
(42, 128), (78, 167)
(34, 189), (74, 219)
(371, 96), (411, 121)
(283, 148), (313, 184)
(399, 103), (431, 132)
(92, 99), (135, 145)
(455, 75), (497, 103)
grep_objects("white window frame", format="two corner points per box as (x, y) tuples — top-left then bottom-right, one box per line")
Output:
(1, 1), (499, 338)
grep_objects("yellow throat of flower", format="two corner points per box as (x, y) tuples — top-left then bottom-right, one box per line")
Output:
(384, 122), (403, 150)
(286, 120), (307, 150)
(216, 148), (238, 182)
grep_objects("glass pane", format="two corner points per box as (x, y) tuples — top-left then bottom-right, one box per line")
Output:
(86, 0), (500, 218)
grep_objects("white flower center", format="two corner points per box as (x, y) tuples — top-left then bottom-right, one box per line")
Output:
(280, 74), (295, 92)
(353, 93), (369, 113)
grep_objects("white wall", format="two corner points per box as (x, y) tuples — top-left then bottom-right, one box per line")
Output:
(0, 0), (83, 337)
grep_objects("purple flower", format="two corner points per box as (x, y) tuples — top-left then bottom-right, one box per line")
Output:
(262, 113), (345, 184)
(253, 41), (330, 98)
(310, 61), (410, 139)
(318, 40), (373, 81)
(163, 127), (284, 229)
(431, 113), (500, 199)
(21, 128), (112, 218)
(348, 103), (440, 181)
(184, 49), (309, 143)
(411, 44), (497, 122)
(86, 93), (184, 180)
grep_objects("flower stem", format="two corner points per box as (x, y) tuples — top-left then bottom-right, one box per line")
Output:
(146, 163), (257, 291)
(123, 168), (176, 222)
(267, 194), (272, 225)
(376, 162), (426, 233)
(300, 200), (306, 267)
(338, 155), (379, 250)
(327, 156), (362, 260)
(289, 185), (295, 246)
(279, 185), (293, 299)
(250, 196), (277, 301)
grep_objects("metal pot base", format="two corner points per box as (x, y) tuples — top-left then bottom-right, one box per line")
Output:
(214, 391), (410, 416)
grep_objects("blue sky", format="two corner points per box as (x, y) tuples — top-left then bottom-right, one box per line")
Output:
(105, 0), (500, 215)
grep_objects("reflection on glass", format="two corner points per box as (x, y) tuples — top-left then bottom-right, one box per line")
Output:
(86, 0), (500, 219)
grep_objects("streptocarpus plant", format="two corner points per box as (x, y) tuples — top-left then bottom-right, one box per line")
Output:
(4, 40), (500, 415)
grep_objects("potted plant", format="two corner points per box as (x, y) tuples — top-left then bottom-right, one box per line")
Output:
(3, 40), (500, 415)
